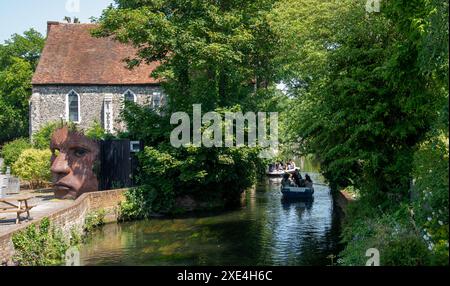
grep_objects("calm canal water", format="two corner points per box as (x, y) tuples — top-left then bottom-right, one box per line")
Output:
(79, 172), (343, 266)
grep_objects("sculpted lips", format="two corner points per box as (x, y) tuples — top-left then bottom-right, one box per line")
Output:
(54, 182), (74, 191)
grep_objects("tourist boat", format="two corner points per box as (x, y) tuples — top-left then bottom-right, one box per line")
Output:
(280, 185), (314, 199)
(266, 167), (299, 177)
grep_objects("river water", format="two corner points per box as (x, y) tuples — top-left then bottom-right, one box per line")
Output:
(79, 172), (343, 266)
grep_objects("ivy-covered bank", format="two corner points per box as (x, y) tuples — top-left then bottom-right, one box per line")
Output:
(272, 0), (449, 265)
(11, 210), (105, 266)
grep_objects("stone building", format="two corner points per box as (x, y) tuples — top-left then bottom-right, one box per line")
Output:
(30, 22), (164, 135)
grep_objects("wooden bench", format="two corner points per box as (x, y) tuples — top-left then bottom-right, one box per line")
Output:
(0, 195), (34, 224)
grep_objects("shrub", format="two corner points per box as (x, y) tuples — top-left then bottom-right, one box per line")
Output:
(0, 137), (31, 172)
(118, 103), (266, 219)
(84, 209), (106, 232)
(85, 120), (109, 140)
(12, 218), (69, 266)
(118, 186), (158, 221)
(32, 121), (60, 150)
(411, 133), (449, 265)
(339, 202), (433, 266)
(12, 148), (51, 189)
(32, 121), (81, 150)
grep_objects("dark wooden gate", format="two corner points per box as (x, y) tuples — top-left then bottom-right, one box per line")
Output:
(100, 139), (140, 190)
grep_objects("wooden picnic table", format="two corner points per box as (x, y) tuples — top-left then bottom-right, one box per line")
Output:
(0, 195), (35, 224)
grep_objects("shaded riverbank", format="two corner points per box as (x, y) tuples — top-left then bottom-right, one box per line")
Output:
(79, 173), (344, 266)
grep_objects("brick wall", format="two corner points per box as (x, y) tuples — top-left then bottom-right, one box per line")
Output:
(0, 189), (126, 265)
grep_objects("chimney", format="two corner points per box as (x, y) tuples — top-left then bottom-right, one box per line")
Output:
(47, 21), (60, 36)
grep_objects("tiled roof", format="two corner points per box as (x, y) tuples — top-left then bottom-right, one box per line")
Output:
(32, 22), (160, 85)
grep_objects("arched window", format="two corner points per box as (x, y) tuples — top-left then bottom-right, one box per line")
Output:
(152, 92), (161, 108)
(123, 90), (136, 103)
(66, 90), (80, 123)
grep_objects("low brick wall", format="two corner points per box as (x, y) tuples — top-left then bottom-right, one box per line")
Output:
(0, 189), (127, 265)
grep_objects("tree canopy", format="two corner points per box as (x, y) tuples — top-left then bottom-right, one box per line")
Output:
(0, 29), (45, 144)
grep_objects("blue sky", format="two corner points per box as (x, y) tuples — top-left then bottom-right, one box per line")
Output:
(0, 0), (114, 42)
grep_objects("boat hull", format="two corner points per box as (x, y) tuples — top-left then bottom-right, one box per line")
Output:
(266, 168), (299, 177)
(281, 186), (314, 199)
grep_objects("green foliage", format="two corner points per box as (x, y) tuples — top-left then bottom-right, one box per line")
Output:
(84, 209), (106, 233)
(339, 203), (432, 266)
(269, 0), (448, 266)
(411, 133), (449, 265)
(85, 120), (116, 140)
(0, 29), (45, 144)
(94, 0), (279, 113)
(12, 218), (69, 266)
(0, 137), (31, 171)
(32, 121), (83, 149)
(85, 120), (106, 140)
(32, 121), (61, 150)
(12, 148), (51, 189)
(0, 57), (33, 144)
(95, 1), (276, 218)
(119, 187), (156, 221)
(117, 103), (265, 219)
(275, 0), (448, 204)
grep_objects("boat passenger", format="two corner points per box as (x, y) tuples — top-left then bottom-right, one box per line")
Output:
(281, 173), (294, 187)
(292, 170), (302, 187)
(305, 174), (313, 188)
(286, 162), (292, 170)
(289, 160), (296, 169)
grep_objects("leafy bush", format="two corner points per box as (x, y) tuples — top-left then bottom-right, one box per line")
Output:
(12, 218), (69, 266)
(12, 148), (51, 189)
(411, 133), (449, 265)
(0, 137), (31, 171)
(339, 204), (432, 266)
(84, 209), (106, 233)
(84, 120), (116, 140)
(119, 187), (157, 221)
(117, 103), (265, 219)
(32, 121), (60, 150)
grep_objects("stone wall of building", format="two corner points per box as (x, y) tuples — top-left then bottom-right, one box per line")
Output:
(0, 189), (126, 265)
(30, 85), (164, 136)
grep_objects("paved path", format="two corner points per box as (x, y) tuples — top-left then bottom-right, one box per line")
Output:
(0, 189), (73, 236)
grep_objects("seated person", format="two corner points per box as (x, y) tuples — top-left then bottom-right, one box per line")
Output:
(292, 170), (302, 187)
(281, 173), (295, 187)
(304, 174), (314, 188)
(289, 160), (296, 170)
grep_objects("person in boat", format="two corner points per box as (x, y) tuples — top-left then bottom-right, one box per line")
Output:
(281, 173), (295, 187)
(292, 170), (301, 186)
(293, 169), (306, 187)
(304, 174), (313, 188)
(286, 161), (292, 170)
(268, 163), (275, 172)
(289, 159), (296, 170)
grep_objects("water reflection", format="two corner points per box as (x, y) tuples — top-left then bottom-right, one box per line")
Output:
(80, 173), (342, 266)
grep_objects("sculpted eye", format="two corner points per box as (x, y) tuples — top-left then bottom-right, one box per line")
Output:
(73, 148), (88, 158)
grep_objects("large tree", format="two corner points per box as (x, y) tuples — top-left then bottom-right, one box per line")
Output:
(94, 0), (279, 113)
(0, 29), (45, 144)
(93, 0), (282, 213)
(272, 0), (448, 205)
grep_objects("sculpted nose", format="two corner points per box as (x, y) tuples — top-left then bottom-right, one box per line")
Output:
(51, 152), (70, 175)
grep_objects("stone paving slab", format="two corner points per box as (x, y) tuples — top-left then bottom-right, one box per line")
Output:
(0, 189), (73, 236)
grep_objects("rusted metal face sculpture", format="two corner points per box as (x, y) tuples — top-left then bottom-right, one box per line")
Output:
(50, 126), (100, 199)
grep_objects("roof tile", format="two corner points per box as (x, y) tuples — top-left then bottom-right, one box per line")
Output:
(32, 22), (159, 85)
